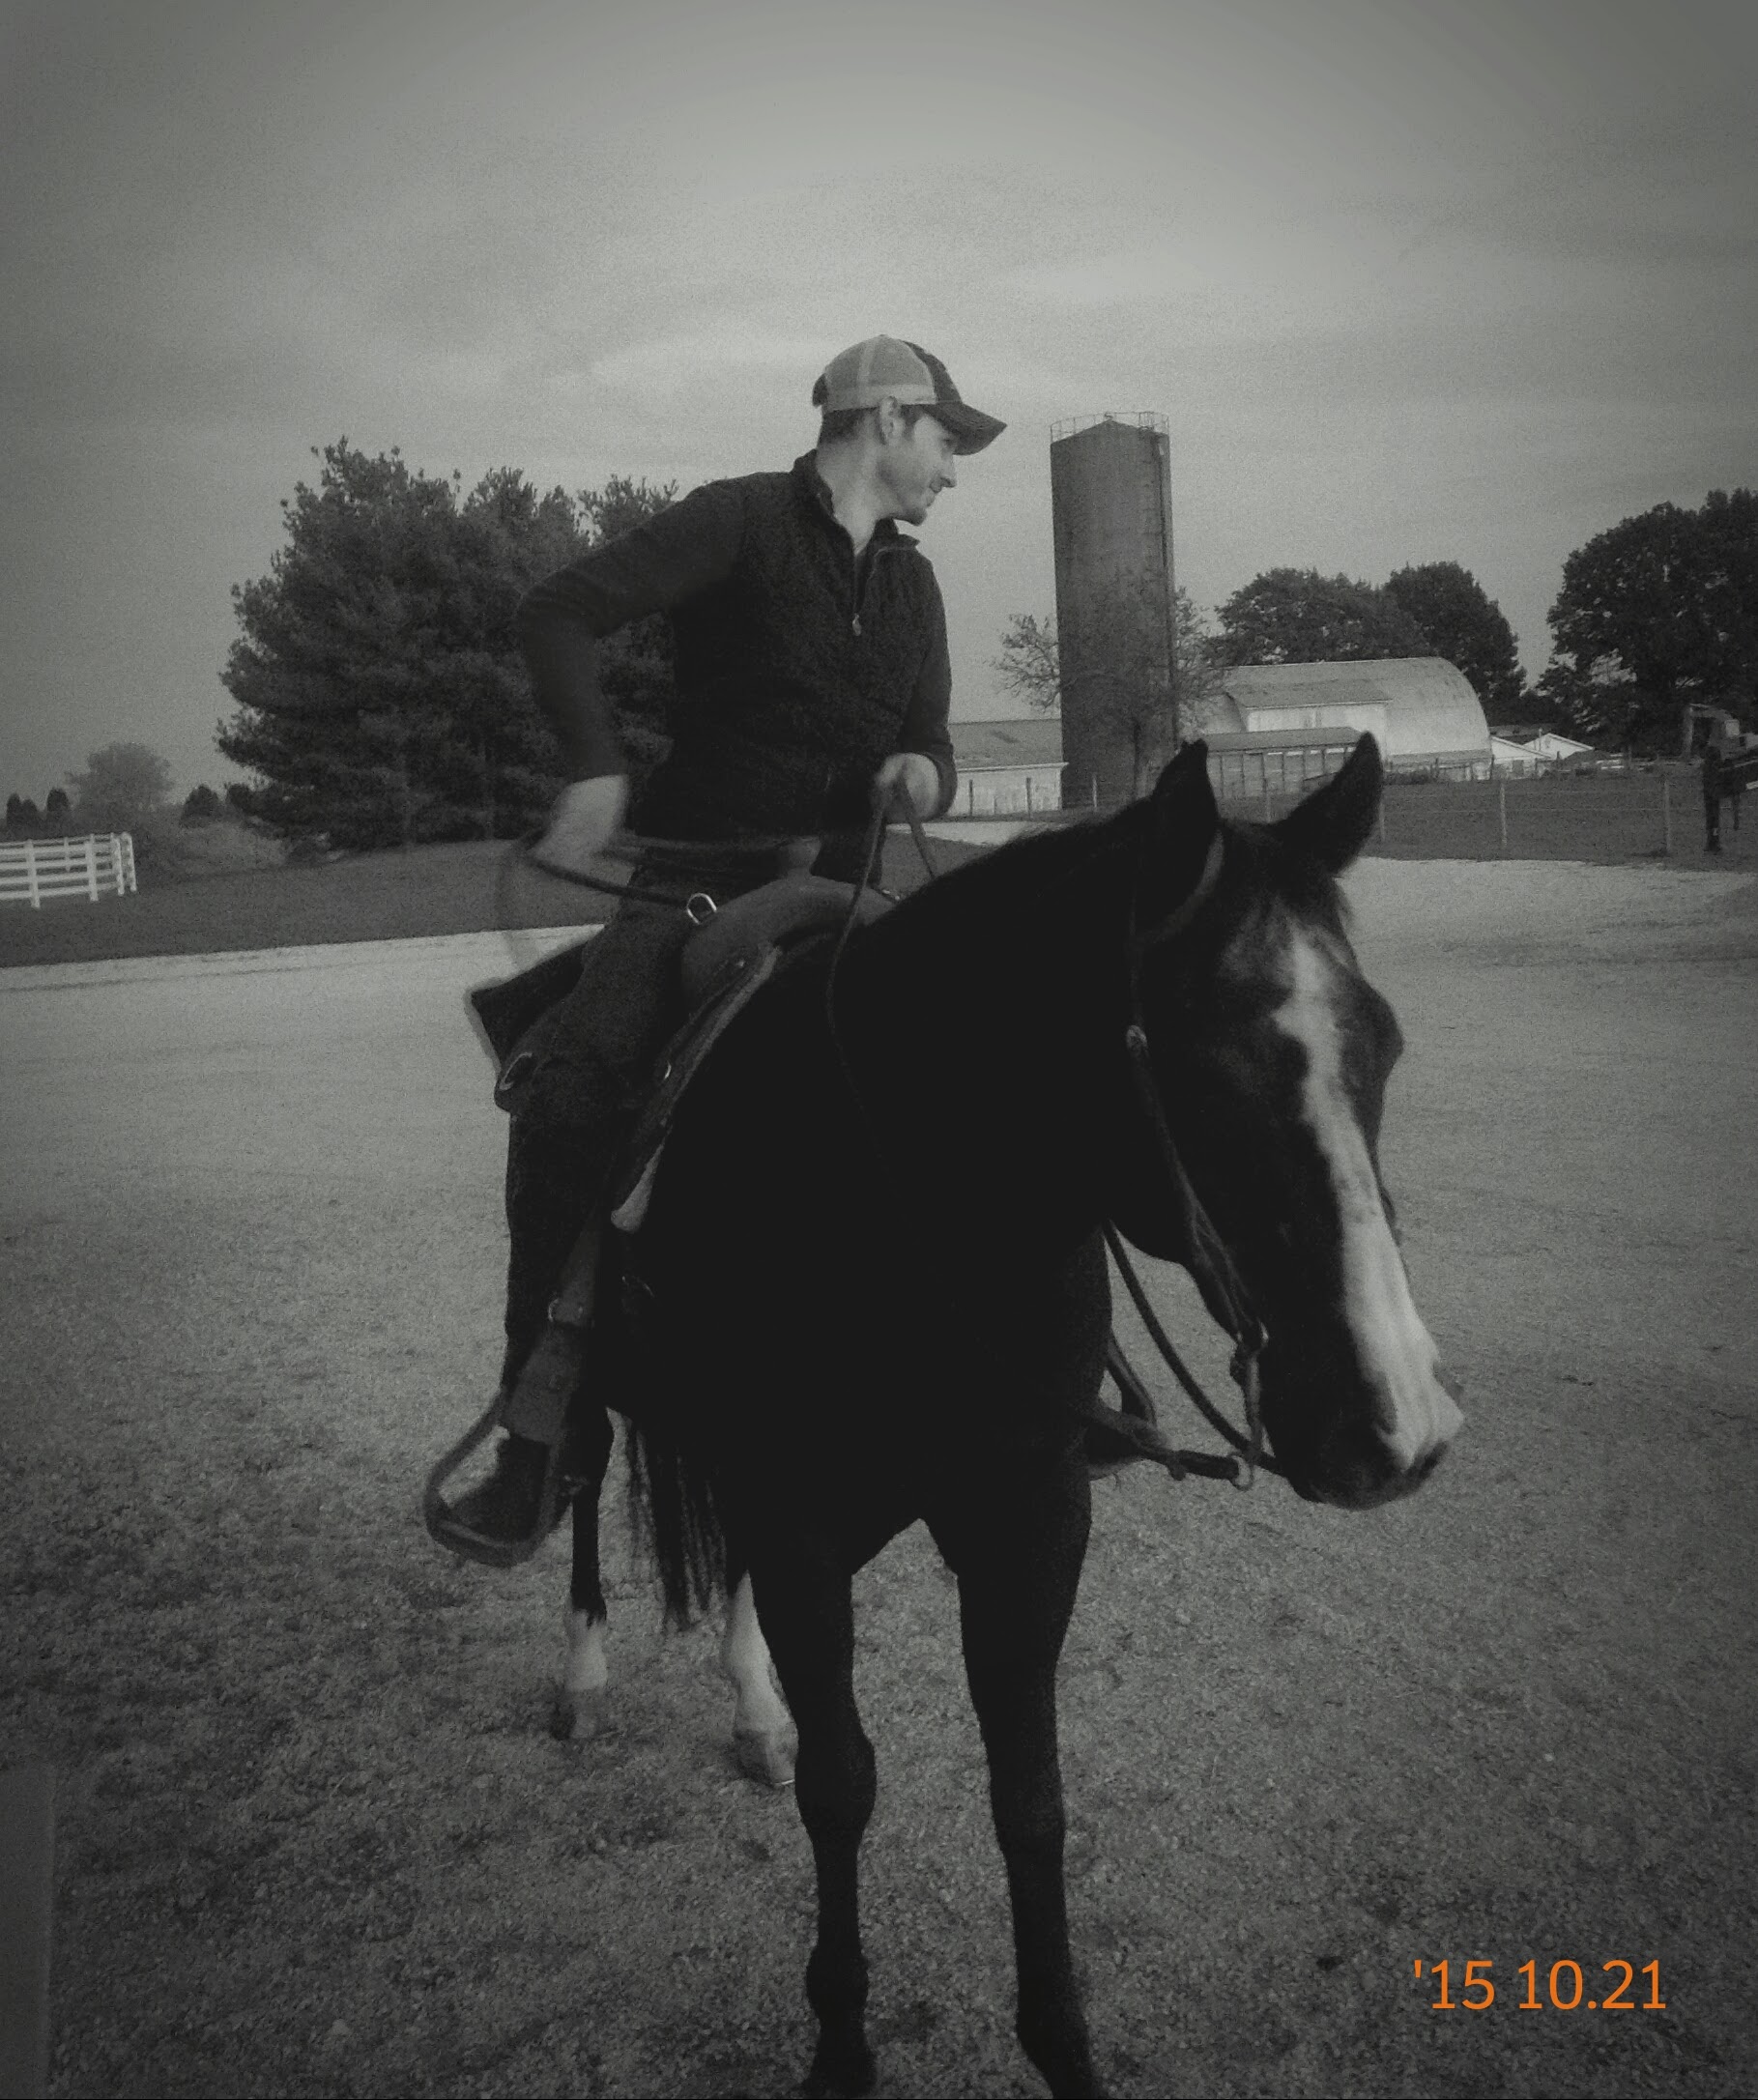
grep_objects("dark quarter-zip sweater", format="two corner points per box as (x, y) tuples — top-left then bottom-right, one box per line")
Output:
(515, 453), (958, 873)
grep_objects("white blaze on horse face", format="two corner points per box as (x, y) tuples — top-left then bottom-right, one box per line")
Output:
(1277, 931), (1463, 1470)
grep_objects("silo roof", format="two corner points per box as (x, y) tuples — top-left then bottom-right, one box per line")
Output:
(1216, 657), (1489, 762)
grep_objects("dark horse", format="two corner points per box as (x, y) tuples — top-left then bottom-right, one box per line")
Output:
(582, 735), (1460, 2098)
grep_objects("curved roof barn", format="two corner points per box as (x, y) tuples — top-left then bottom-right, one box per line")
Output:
(1208, 657), (1490, 772)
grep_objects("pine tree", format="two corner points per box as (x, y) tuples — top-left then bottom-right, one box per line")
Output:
(218, 443), (677, 849)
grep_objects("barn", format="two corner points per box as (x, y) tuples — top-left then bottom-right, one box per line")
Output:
(947, 718), (1065, 816)
(1202, 657), (1492, 795)
(1487, 731), (1599, 776)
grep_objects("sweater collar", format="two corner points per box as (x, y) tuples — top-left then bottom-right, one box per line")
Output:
(792, 452), (917, 550)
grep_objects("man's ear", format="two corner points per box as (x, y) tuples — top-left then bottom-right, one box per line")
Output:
(873, 395), (904, 444)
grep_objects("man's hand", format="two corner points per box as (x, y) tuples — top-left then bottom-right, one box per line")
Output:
(873, 752), (939, 820)
(531, 774), (628, 877)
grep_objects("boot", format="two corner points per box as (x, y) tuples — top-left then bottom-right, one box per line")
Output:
(434, 1428), (568, 1567)
(425, 1197), (606, 1568)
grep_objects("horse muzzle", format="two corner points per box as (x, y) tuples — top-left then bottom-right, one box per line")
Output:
(1263, 1347), (1463, 1510)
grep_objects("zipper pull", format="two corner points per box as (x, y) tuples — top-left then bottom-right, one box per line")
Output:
(851, 612), (862, 637)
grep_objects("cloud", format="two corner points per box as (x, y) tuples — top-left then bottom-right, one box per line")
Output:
(584, 329), (836, 403)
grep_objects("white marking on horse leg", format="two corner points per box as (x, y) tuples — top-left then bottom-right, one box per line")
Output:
(563, 1608), (609, 1699)
(554, 1607), (612, 1739)
(722, 1575), (795, 1786)
(1281, 934), (1464, 1469)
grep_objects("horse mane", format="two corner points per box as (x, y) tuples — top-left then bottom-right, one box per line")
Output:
(879, 798), (1355, 982)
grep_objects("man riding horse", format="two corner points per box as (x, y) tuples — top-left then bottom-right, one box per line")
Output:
(435, 336), (1005, 1562)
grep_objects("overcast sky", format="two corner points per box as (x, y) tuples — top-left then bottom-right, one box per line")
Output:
(3, 0), (1753, 800)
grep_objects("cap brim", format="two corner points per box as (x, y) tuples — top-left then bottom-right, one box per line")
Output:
(926, 402), (1006, 456)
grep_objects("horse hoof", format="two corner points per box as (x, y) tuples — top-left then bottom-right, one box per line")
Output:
(804, 2034), (877, 2098)
(734, 1724), (796, 1788)
(802, 2032), (869, 2100)
(552, 1685), (613, 1741)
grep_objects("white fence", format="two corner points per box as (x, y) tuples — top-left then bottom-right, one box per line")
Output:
(0, 833), (137, 907)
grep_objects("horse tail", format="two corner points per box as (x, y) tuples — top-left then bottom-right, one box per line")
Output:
(624, 1399), (727, 1630)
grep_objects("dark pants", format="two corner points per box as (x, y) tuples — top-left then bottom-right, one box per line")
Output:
(1704, 791), (1721, 851)
(500, 903), (694, 1383)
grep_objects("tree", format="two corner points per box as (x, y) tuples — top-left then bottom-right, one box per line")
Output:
(1214, 568), (1431, 666)
(217, 441), (679, 851)
(1545, 491), (1758, 755)
(1382, 562), (1525, 715)
(182, 784), (223, 822)
(1532, 654), (1637, 745)
(995, 584), (1225, 801)
(573, 475), (678, 791)
(66, 742), (173, 834)
(44, 787), (69, 818)
(4, 793), (36, 832)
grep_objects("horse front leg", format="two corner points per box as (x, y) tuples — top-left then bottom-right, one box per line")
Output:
(943, 1455), (1102, 2100)
(551, 1403), (616, 1740)
(748, 1553), (877, 2098)
(722, 1570), (796, 1787)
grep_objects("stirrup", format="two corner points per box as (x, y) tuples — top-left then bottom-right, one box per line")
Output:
(421, 1393), (573, 1569)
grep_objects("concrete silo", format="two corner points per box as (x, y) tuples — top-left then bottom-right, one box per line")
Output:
(1049, 413), (1175, 808)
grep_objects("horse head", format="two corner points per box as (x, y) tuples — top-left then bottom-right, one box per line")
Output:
(1111, 735), (1462, 1509)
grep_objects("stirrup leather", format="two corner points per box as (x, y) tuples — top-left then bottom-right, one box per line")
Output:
(422, 1209), (605, 1568)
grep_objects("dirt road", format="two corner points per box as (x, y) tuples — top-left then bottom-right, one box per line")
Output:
(3, 860), (1754, 2097)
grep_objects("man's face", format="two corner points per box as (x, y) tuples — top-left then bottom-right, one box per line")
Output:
(877, 409), (960, 524)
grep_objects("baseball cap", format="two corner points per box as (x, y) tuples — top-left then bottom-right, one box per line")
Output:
(812, 336), (1005, 455)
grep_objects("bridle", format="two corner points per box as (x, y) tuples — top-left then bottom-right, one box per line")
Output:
(828, 797), (1280, 1487)
(1115, 828), (1277, 1482)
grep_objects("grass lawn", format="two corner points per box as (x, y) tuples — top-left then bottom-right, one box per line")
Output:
(4, 772), (1743, 970)
(0, 834), (976, 970)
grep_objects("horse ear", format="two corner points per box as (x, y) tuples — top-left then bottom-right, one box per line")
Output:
(1138, 740), (1221, 923)
(1275, 734), (1383, 874)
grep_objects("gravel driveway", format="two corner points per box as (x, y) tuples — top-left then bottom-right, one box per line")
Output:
(3, 859), (1755, 2098)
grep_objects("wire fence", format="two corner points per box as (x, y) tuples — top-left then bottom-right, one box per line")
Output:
(1001, 769), (1746, 864)
(1328, 771), (1741, 863)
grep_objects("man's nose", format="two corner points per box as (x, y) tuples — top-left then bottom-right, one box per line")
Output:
(939, 461), (956, 489)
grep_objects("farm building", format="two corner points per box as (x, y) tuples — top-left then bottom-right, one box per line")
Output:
(1488, 734), (1543, 776)
(1199, 657), (1492, 797)
(1526, 730), (1597, 764)
(1487, 730), (1598, 776)
(1048, 413), (1176, 810)
(947, 718), (1065, 816)
(954, 657), (1495, 813)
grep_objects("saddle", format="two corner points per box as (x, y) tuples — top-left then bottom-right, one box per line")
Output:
(612, 875), (892, 1227)
(426, 873), (892, 1563)
(466, 871), (892, 1076)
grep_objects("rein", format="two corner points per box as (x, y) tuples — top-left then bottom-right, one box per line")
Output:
(1120, 834), (1278, 1482)
(496, 825), (823, 927)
